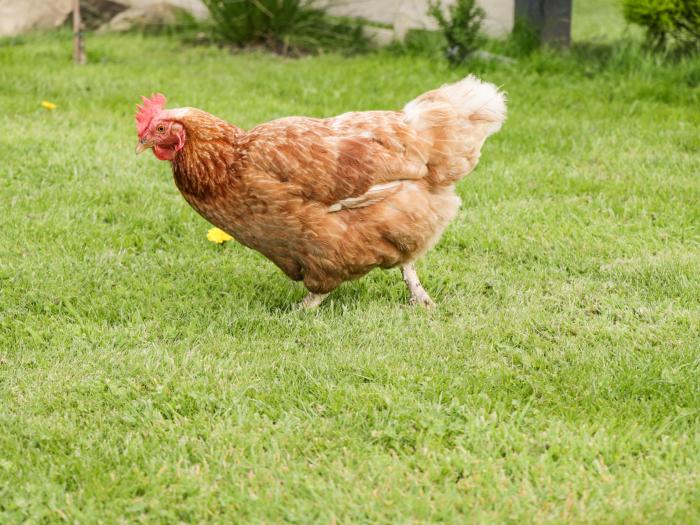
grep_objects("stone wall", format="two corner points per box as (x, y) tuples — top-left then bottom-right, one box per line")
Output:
(0, 0), (207, 37)
(0, 0), (514, 39)
(121, 0), (207, 19)
(0, 0), (72, 37)
(323, 0), (514, 38)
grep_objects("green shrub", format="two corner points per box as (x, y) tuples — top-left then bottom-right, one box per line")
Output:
(202, 0), (369, 55)
(623, 0), (700, 53)
(428, 0), (484, 65)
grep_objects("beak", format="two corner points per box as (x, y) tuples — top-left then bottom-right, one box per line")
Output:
(135, 138), (152, 155)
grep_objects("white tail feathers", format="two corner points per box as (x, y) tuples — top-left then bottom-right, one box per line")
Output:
(438, 75), (506, 133)
(403, 75), (506, 184)
(404, 75), (506, 135)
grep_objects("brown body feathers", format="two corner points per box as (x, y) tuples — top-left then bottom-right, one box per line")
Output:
(142, 76), (506, 300)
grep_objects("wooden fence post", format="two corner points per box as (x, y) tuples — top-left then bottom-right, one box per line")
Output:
(73, 0), (86, 64)
(514, 0), (572, 46)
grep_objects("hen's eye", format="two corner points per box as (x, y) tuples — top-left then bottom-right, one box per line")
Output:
(157, 125), (165, 133)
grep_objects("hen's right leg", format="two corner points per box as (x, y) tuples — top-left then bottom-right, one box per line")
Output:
(401, 263), (435, 308)
(299, 292), (329, 309)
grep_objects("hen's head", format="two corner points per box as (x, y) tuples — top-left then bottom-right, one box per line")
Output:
(135, 93), (186, 161)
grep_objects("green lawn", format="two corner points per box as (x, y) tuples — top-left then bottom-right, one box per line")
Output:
(572, 0), (642, 42)
(1, 14), (700, 524)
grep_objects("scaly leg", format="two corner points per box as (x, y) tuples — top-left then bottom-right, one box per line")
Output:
(299, 292), (329, 309)
(401, 263), (435, 308)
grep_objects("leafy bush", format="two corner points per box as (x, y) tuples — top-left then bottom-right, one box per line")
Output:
(428, 0), (484, 65)
(202, 0), (369, 55)
(623, 0), (700, 53)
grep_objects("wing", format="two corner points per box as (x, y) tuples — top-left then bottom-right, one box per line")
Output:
(240, 112), (429, 210)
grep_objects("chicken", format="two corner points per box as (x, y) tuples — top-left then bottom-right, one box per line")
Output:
(135, 76), (506, 308)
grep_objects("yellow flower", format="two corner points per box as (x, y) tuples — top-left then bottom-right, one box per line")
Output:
(41, 101), (57, 110)
(207, 227), (233, 244)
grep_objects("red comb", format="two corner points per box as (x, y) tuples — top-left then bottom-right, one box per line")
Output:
(136, 93), (167, 137)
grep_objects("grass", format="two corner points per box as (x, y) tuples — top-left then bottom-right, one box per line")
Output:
(1, 6), (700, 523)
(572, 0), (642, 42)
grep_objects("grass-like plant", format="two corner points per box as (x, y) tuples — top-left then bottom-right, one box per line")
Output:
(428, 0), (484, 65)
(202, 0), (369, 55)
(3, 10), (700, 521)
(623, 0), (700, 54)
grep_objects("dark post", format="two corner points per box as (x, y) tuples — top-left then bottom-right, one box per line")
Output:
(72, 0), (86, 64)
(514, 0), (572, 47)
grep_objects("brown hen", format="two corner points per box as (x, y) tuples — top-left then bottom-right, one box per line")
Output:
(135, 76), (506, 308)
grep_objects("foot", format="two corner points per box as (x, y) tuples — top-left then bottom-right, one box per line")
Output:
(409, 288), (436, 308)
(401, 263), (435, 308)
(299, 292), (329, 309)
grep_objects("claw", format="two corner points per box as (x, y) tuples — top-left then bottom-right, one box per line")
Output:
(299, 292), (329, 309)
(402, 263), (435, 308)
(409, 291), (436, 308)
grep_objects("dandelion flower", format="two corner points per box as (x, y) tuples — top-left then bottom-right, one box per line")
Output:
(41, 101), (57, 110)
(207, 227), (233, 244)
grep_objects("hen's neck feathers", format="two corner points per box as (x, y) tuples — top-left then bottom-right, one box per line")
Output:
(171, 109), (243, 198)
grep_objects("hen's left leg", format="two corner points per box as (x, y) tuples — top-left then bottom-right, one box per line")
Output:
(299, 292), (329, 309)
(401, 263), (435, 308)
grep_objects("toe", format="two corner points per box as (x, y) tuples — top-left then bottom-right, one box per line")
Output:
(410, 290), (435, 308)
